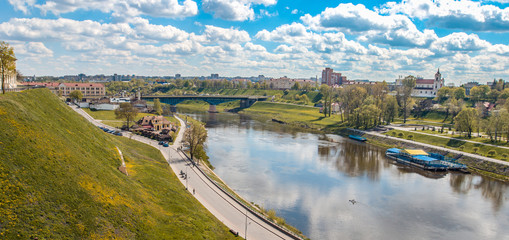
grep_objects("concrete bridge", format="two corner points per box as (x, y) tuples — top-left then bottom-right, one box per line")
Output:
(141, 95), (269, 112)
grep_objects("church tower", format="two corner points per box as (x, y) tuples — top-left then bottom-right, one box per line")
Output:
(434, 68), (443, 91)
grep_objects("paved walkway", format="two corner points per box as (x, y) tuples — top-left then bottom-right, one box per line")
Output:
(390, 125), (509, 150)
(350, 128), (509, 167)
(70, 106), (300, 240)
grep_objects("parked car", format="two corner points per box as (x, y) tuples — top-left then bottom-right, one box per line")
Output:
(158, 141), (164, 145)
(114, 131), (122, 136)
(163, 143), (169, 147)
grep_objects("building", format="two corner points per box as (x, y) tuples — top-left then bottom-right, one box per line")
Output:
(395, 69), (444, 98)
(462, 82), (479, 96)
(20, 82), (105, 97)
(137, 116), (172, 131)
(264, 77), (315, 90)
(321, 68), (347, 87)
(210, 73), (219, 79)
(1, 72), (18, 92)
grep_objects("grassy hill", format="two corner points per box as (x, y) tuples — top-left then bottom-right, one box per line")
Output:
(0, 89), (235, 239)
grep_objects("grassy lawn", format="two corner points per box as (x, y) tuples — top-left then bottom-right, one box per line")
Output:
(0, 89), (235, 239)
(385, 130), (509, 161)
(241, 101), (346, 132)
(408, 128), (509, 147)
(177, 100), (240, 112)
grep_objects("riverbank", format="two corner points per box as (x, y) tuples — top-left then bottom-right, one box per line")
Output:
(180, 101), (509, 181)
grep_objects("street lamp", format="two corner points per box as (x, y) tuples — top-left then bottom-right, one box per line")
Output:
(245, 210), (251, 240)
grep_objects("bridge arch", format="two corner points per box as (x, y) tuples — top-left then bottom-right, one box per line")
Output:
(141, 95), (267, 112)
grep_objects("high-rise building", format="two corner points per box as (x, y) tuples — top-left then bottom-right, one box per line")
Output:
(321, 68), (346, 86)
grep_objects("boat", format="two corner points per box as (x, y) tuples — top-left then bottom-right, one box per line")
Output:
(348, 135), (367, 142)
(385, 148), (467, 171)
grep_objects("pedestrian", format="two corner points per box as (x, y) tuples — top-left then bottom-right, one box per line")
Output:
(193, 189), (195, 195)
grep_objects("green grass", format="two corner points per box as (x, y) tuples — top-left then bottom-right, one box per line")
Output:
(385, 129), (509, 161)
(241, 101), (345, 132)
(177, 100), (240, 112)
(0, 89), (235, 239)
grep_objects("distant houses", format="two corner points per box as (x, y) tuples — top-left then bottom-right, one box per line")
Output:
(19, 82), (106, 97)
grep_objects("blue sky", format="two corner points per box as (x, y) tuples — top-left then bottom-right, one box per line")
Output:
(1, 0), (509, 85)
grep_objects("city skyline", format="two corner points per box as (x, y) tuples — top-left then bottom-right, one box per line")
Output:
(1, 0), (509, 85)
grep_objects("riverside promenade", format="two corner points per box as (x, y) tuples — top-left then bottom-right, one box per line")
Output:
(70, 106), (300, 240)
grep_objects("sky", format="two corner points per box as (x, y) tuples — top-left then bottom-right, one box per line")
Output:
(1, 0), (509, 85)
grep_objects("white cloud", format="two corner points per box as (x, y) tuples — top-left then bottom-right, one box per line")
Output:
(291, 9), (298, 14)
(244, 42), (266, 52)
(380, 0), (509, 32)
(10, 41), (53, 57)
(431, 32), (491, 53)
(202, 25), (251, 43)
(9, 0), (198, 19)
(202, 0), (277, 21)
(8, 0), (36, 14)
(301, 3), (438, 47)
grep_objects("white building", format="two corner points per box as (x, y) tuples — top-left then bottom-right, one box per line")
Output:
(1, 72), (17, 92)
(395, 69), (444, 98)
(264, 77), (315, 90)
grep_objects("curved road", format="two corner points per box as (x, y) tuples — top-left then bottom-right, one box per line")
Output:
(70, 106), (300, 240)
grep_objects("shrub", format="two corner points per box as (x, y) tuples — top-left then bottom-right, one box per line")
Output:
(473, 147), (479, 154)
(488, 150), (497, 157)
(502, 153), (508, 159)
(391, 131), (396, 136)
(267, 209), (277, 221)
(432, 127), (436, 131)
(459, 146), (464, 151)
(407, 134), (413, 140)
(397, 132), (404, 138)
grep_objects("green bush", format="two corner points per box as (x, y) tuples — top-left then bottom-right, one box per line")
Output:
(502, 153), (508, 159)
(488, 150), (497, 157)
(398, 132), (404, 138)
(473, 147), (480, 154)
(407, 134), (413, 140)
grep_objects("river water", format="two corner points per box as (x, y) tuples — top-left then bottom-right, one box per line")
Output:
(180, 110), (509, 240)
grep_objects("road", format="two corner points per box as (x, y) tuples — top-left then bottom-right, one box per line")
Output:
(350, 128), (509, 167)
(70, 106), (300, 240)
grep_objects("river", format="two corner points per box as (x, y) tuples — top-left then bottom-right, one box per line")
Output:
(179, 110), (509, 240)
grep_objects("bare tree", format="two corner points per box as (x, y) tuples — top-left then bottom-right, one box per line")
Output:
(115, 103), (138, 130)
(183, 122), (208, 163)
(401, 75), (416, 123)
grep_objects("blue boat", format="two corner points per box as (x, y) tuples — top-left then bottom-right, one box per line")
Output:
(385, 148), (467, 171)
(349, 135), (367, 142)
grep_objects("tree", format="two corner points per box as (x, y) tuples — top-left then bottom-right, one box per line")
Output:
(454, 87), (466, 100)
(454, 108), (478, 138)
(69, 90), (83, 102)
(115, 103), (138, 130)
(383, 95), (399, 124)
(401, 75), (416, 123)
(0, 41), (17, 94)
(153, 98), (163, 115)
(436, 87), (452, 103)
(184, 122), (208, 163)
(291, 82), (300, 90)
(470, 85), (490, 102)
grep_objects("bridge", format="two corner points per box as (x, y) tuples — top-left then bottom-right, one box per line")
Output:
(141, 95), (269, 112)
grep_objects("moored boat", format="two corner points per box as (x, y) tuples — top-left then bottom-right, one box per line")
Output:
(349, 135), (367, 142)
(385, 148), (467, 171)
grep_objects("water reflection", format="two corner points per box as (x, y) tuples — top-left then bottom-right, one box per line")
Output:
(178, 108), (509, 240)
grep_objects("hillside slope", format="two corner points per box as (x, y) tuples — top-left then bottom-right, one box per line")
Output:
(0, 89), (234, 239)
